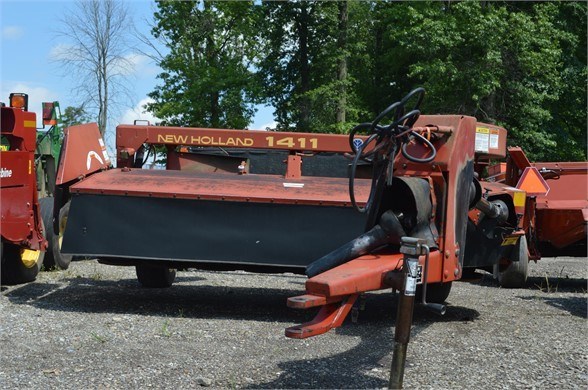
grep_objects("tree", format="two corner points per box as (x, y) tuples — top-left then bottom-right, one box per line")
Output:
(258, 1), (373, 133)
(55, 0), (134, 135)
(146, 0), (260, 129)
(369, 1), (586, 161)
(142, 1), (586, 160)
(60, 105), (91, 129)
(545, 1), (587, 161)
(258, 1), (331, 132)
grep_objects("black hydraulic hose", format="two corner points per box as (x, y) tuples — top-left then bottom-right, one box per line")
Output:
(391, 109), (421, 130)
(347, 87), (436, 215)
(371, 101), (403, 131)
(306, 210), (407, 278)
(400, 131), (437, 163)
(349, 132), (380, 213)
(400, 87), (425, 110)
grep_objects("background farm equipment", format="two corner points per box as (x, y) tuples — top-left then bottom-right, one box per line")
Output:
(35, 101), (62, 199)
(0, 94), (47, 284)
(482, 148), (587, 257)
(35, 100), (73, 270)
(0, 94), (72, 284)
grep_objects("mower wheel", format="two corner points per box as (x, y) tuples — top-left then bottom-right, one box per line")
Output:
(136, 265), (176, 288)
(39, 197), (72, 270)
(0, 235), (45, 286)
(498, 235), (529, 288)
(416, 282), (452, 304)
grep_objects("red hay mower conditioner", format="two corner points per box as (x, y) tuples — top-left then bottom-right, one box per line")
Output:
(50, 88), (564, 386)
(0, 94), (48, 284)
(1, 93), (72, 284)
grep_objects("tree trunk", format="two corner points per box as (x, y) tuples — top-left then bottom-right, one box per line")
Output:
(297, 5), (311, 132)
(101, 53), (108, 136)
(204, 1), (220, 127)
(373, 23), (384, 114)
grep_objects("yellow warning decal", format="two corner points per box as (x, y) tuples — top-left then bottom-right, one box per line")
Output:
(513, 191), (526, 207)
(476, 127), (490, 134)
(501, 236), (520, 247)
(21, 249), (40, 267)
(24, 120), (36, 128)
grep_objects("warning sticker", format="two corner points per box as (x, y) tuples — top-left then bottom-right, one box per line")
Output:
(501, 236), (520, 246)
(475, 127), (490, 153)
(489, 129), (500, 149)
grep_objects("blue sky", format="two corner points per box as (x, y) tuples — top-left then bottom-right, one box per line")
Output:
(1, 0), (274, 151)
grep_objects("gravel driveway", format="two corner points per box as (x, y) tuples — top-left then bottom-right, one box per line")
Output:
(1, 257), (586, 389)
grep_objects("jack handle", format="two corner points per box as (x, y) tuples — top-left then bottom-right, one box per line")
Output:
(419, 244), (446, 316)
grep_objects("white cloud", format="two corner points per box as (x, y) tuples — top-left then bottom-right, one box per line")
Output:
(127, 53), (159, 77)
(119, 97), (159, 125)
(255, 121), (277, 131)
(0, 83), (59, 128)
(49, 43), (79, 62)
(126, 53), (148, 68)
(111, 53), (147, 76)
(2, 26), (23, 40)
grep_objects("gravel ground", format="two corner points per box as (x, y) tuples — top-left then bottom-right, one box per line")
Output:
(1, 257), (586, 389)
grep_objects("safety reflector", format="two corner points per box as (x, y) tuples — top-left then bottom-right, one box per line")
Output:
(516, 167), (550, 196)
(20, 249), (40, 267)
(501, 235), (520, 246)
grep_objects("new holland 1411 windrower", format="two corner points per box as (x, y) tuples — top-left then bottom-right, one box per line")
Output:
(53, 89), (555, 387)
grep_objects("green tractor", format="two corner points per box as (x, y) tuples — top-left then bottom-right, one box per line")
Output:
(35, 100), (72, 270)
(36, 101), (61, 198)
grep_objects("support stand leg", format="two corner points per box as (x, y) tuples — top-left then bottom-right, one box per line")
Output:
(388, 237), (421, 389)
(389, 289), (416, 389)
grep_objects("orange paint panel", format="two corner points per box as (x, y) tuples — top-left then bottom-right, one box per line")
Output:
(516, 167), (550, 196)
(71, 168), (372, 207)
(305, 251), (444, 298)
(57, 123), (111, 185)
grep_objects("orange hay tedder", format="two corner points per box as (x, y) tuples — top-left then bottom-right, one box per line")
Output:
(51, 89), (586, 387)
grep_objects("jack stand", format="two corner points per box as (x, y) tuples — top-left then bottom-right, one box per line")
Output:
(388, 237), (424, 389)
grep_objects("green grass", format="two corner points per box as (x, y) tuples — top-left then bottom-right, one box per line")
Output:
(160, 319), (171, 337)
(90, 332), (107, 343)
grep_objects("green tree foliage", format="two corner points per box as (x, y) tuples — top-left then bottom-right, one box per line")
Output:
(258, 0), (370, 133)
(60, 105), (91, 129)
(369, 1), (586, 161)
(147, 0), (260, 128)
(546, 1), (587, 161)
(146, 1), (586, 160)
(257, 1), (334, 132)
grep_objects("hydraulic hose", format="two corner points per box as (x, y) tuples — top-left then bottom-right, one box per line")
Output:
(348, 88), (436, 213)
(306, 210), (406, 278)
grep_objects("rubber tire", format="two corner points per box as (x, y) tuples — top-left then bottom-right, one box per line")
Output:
(0, 228), (45, 286)
(498, 235), (529, 288)
(39, 197), (72, 270)
(136, 265), (176, 288)
(416, 282), (452, 304)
